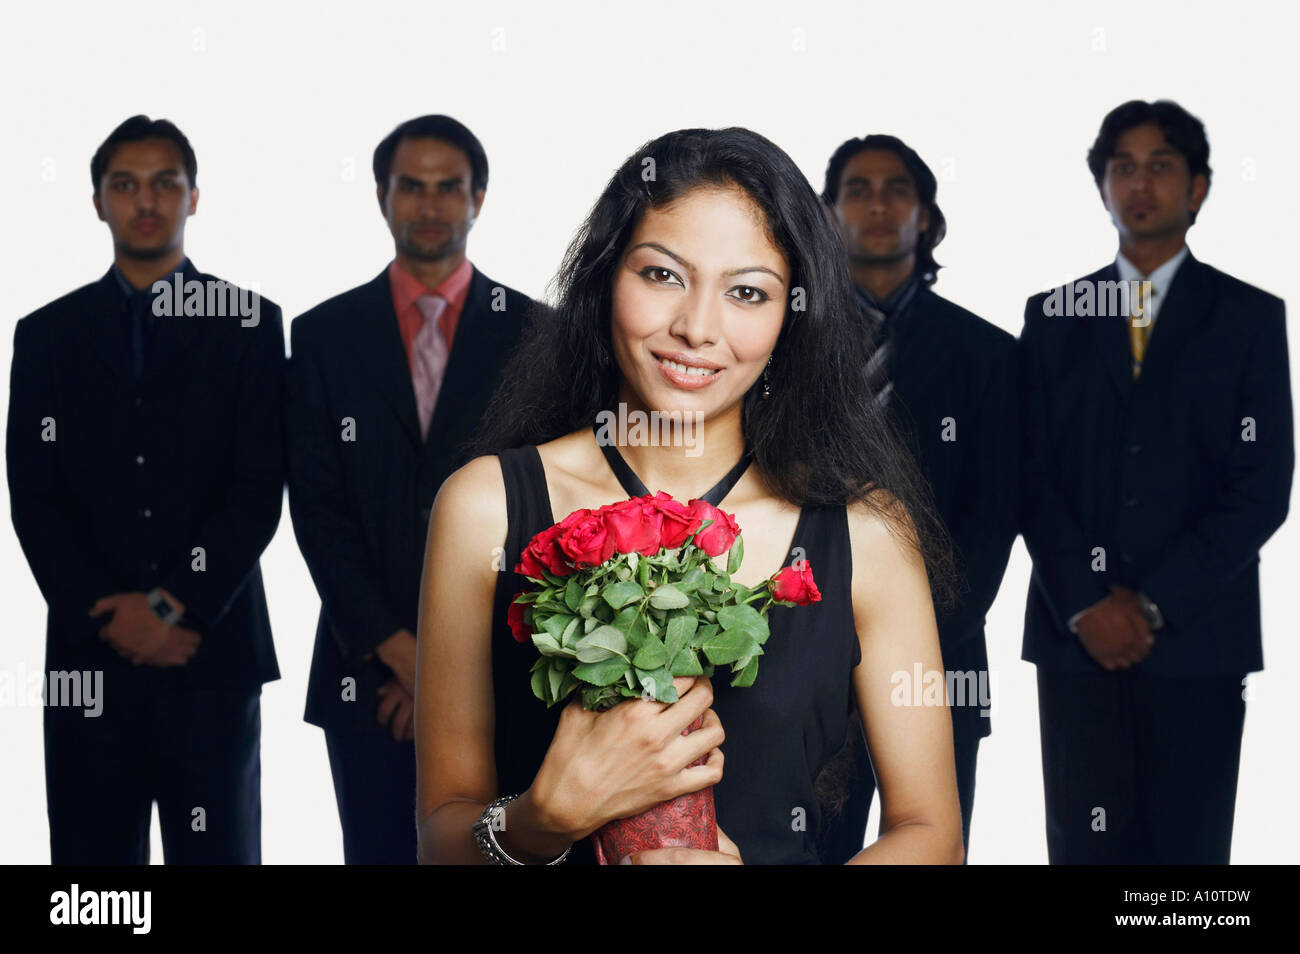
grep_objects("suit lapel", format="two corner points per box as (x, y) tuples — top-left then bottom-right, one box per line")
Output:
(87, 268), (131, 380)
(143, 259), (203, 384)
(1093, 262), (1135, 404)
(356, 268), (423, 450)
(1137, 251), (1214, 385)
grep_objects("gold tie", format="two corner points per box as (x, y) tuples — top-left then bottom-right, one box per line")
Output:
(1129, 282), (1152, 379)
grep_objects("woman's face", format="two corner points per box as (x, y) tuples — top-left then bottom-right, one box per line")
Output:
(610, 184), (789, 421)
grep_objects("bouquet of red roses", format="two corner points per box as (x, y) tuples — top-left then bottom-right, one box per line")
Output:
(509, 491), (820, 864)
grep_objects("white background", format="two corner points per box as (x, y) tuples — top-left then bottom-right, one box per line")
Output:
(1, 0), (1296, 864)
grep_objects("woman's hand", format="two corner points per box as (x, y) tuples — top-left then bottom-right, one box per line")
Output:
(527, 676), (725, 841)
(622, 823), (743, 865)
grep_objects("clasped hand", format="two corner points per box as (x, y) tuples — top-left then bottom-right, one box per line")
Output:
(90, 591), (201, 667)
(1074, 584), (1155, 671)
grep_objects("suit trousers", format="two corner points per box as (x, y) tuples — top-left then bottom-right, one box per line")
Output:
(1036, 667), (1246, 864)
(44, 683), (262, 864)
(324, 727), (418, 864)
(816, 706), (983, 864)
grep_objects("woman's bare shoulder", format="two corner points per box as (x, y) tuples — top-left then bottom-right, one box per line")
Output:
(844, 488), (927, 591)
(432, 454), (509, 549)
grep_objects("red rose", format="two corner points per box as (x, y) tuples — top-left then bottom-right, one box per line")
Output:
(507, 596), (531, 643)
(688, 499), (741, 557)
(516, 508), (594, 577)
(602, 497), (664, 555)
(558, 510), (617, 569)
(770, 562), (821, 605)
(650, 492), (701, 549)
(515, 523), (570, 578)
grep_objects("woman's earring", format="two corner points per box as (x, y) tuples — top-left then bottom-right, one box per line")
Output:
(760, 356), (773, 399)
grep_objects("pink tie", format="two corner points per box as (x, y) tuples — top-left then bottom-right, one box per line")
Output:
(412, 294), (449, 440)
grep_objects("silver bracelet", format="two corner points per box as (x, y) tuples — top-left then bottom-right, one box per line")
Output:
(472, 794), (573, 865)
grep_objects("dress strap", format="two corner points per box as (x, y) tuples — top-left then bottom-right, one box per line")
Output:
(590, 420), (752, 505)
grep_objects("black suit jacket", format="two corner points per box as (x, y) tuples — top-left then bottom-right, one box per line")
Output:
(289, 264), (532, 733)
(1018, 252), (1293, 675)
(6, 262), (284, 692)
(883, 285), (1019, 725)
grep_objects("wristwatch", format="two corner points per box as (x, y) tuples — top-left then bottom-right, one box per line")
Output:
(1135, 591), (1164, 631)
(146, 588), (182, 626)
(472, 795), (572, 865)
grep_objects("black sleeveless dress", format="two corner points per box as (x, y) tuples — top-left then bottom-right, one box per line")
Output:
(490, 446), (861, 864)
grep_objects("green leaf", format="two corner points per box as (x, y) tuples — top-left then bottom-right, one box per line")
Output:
(730, 655), (760, 688)
(670, 648), (704, 676)
(636, 665), (678, 703)
(582, 684), (624, 710)
(701, 628), (754, 665)
(663, 614), (698, 660)
(602, 580), (645, 610)
(573, 655), (630, 686)
(548, 659), (565, 699)
(574, 624), (628, 663)
(678, 565), (709, 593)
(530, 633), (575, 658)
(726, 535), (744, 575)
(578, 594), (599, 618)
(649, 583), (690, 609)
(716, 603), (769, 641)
(692, 622), (719, 648)
(638, 556), (651, 589)
(531, 632), (560, 654)
(556, 672), (581, 703)
(541, 613), (576, 641)
(632, 634), (669, 670)
(564, 577), (582, 611)
(530, 665), (547, 702)
(561, 616), (580, 648)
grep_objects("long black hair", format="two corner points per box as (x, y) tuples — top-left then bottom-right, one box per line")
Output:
(473, 126), (956, 609)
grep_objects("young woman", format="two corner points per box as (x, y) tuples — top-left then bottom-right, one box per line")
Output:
(414, 127), (963, 864)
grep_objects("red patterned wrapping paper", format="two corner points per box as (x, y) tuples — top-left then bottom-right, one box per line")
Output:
(590, 714), (719, 864)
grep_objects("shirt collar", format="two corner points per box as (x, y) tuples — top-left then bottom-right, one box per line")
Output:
(855, 274), (921, 326)
(1115, 244), (1190, 300)
(110, 257), (193, 299)
(388, 256), (474, 315)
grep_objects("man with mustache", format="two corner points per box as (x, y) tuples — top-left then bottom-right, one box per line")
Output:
(1019, 100), (1293, 862)
(287, 115), (536, 863)
(819, 134), (1019, 863)
(7, 115), (284, 863)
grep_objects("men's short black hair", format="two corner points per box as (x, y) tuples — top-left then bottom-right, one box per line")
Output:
(1087, 99), (1212, 201)
(373, 115), (488, 204)
(821, 133), (947, 285)
(90, 115), (198, 193)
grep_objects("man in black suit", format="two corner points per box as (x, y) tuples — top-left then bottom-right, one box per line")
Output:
(6, 115), (284, 863)
(287, 115), (534, 864)
(1019, 100), (1293, 863)
(817, 135), (1019, 863)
